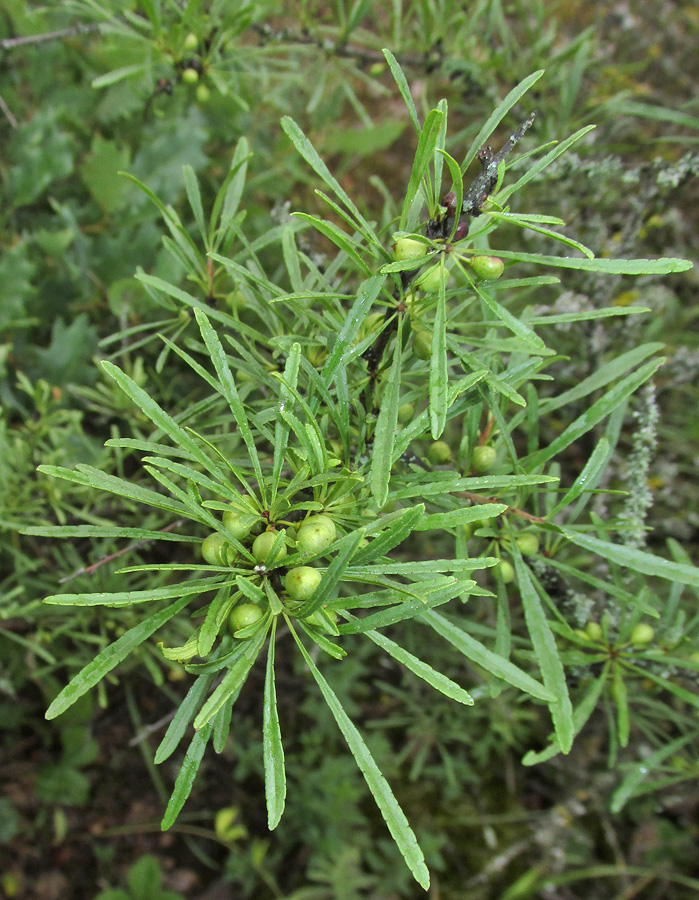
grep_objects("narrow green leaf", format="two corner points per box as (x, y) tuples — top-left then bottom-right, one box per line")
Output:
(548, 439), (610, 515)
(416, 504), (508, 532)
(45, 577), (226, 608)
(421, 610), (556, 702)
(610, 730), (699, 813)
(290, 624), (430, 890)
(193, 624), (268, 729)
(91, 64), (146, 88)
(365, 628), (474, 705)
(154, 673), (215, 764)
(382, 49), (419, 134)
(560, 530), (699, 588)
(20, 525), (196, 542)
(512, 549), (574, 752)
(298, 530), (366, 616)
(429, 270), (448, 438)
(491, 250), (692, 275)
(401, 108), (444, 230)
(524, 359), (662, 469)
(352, 506), (424, 566)
(371, 318), (403, 507)
(183, 164), (206, 244)
(161, 722), (213, 830)
(46, 596), (191, 719)
(193, 309), (266, 501)
(263, 621), (286, 829)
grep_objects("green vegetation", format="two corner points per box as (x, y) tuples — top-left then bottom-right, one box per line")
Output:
(2, 1), (699, 898)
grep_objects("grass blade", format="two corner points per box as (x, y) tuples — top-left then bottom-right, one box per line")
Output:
(263, 620), (286, 829)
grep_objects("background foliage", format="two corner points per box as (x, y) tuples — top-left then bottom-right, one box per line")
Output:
(1, 1), (698, 898)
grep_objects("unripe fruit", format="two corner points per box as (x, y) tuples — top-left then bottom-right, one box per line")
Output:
(497, 560), (515, 583)
(296, 515), (336, 555)
(412, 330), (432, 360)
(184, 32), (198, 51)
(470, 256), (504, 279)
(515, 533), (540, 556)
(222, 510), (255, 541)
(630, 623), (655, 645)
(393, 238), (428, 261)
(585, 621), (603, 642)
(397, 402), (414, 424)
(229, 603), (264, 635)
(416, 264), (450, 293)
(690, 652), (699, 665)
(427, 440), (452, 465)
(182, 67), (199, 84)
(471, 445), (496, 473)
(202, 533), (234, 566)
(285, 566), (322, 601)
(195, 83), (210, 103)
(369, 61), (386, 77)
(252, 529), (287, 565)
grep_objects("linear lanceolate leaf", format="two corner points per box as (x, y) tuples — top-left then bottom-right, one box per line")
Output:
(46, 596), (191, 720)
(383, 49), (420, 134)
(371, 318), (403, 507)
(420, 610), (555, 702)
(490, 250), (692, 275)
(429, 270), (448, 438)
(193, 309), (266, 500)
(298, 530), (366, 617)
(44, 577), (227, 607)
(524, 358), (663, 469)
(263, 621), (286, 829)
(401, 107), (444, 230)
(512, 548), (574, 753)
(364, 628), (474, 705)
(161, 722), (213, 830)
(415, 504), (508, 531)
(352, 506), (425, 566)
(290, 624), (430, 890)
(193, 623), (268, 729)
(560, 530), (699, 588)
(101, 361), (226, 482)
(272, 344), (301, 498)
(20, 525), (196, 542)
(155, 672), (216, 764)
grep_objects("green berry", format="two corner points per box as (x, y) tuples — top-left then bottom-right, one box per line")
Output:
(222, 509), (255, 541)
(183, 32), (199, 51)
(296, 515), (336, 555)
(471, 445), (496, 473)
(252, 529), (287, 565)
(182, 67), (199, 84)
(497, 560), (515, 583)
(515, 533), (540, 556)
(471, 256), (504, 279)
(585, 621), (603, 642)
(416, 264), (450, 293)
(285, 566), (322, 601)
(393, 238), (428, 261)
(195, 83), (210, 103)
(630, 623), (655, 645)
(412, 330), (432, 360)
(202, 533), (234, 566)
(229, 603), (264, 635)
(397, 402), (414, 424)
(369, 61), (386, 77)
(427, 440), (452, 465)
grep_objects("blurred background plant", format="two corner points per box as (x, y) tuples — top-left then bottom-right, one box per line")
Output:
(1, 0), (698, 898)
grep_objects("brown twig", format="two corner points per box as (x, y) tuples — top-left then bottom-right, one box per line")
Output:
(0, 93), (18, 128)
(462, 491), (546, 524)
(0, 23), (100, 50)
(58, 519), (186, 583)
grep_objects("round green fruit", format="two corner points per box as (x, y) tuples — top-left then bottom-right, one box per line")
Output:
(252, 529), (287, 565)
(416, 264), (450, 293)
(182, 67), (199, 84)
(471, 256), (504, 280)
(229, 603), (264, 635)
(222, 509), (255, 541)
(202, 533), (234, 566)
(585, 621), (603, 642)
(296, 515), (336, 555)
(630, 623), (655, 645)
(195, 83), (210, 103)
(397, 402), (414, 424)
(412, 330), (432, 360)
(497, 560), (515, 584)
(285, 566), (322, 601)
(183, 32), (199, 51)
(393, 238), (428, 262)
(471, 445), (497, 473)
(427, 440), (452, 465)
(515, 533), (540, 556)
